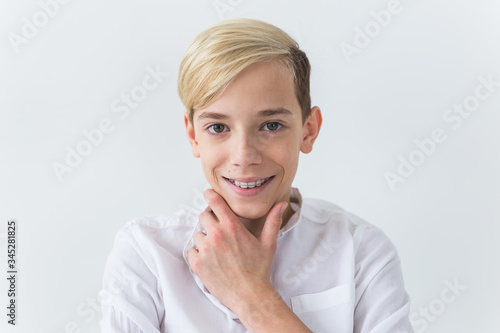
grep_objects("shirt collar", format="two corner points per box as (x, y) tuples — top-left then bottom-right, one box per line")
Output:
(277, 187), (302, 238)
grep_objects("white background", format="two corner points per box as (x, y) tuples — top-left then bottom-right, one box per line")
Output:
(1, 0), (499, 332)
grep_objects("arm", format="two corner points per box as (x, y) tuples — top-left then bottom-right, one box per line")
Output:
(232, 284), (312, 333)
(187, 189), (312, 333)
(101, 226), (163, 333)
(352, 222), (413, 333)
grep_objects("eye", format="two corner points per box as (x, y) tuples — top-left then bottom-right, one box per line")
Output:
(262, 122), (283, 131)
(208, 124), (228, 134)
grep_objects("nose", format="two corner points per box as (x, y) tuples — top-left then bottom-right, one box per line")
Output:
(229, 132), (262, 167)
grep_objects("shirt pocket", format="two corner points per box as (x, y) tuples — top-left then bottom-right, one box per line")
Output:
(290, 282), (354, 333)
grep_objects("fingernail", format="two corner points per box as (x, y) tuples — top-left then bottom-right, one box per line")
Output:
(203, 190), (211, 201)
(280, 202), (288, 215)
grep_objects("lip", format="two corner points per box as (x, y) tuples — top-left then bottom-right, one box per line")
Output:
(224, 176), (270, 183)
(223, 175), (275, 197)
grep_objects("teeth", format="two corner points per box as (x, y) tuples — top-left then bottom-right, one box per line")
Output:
(229, 177), (271, 189)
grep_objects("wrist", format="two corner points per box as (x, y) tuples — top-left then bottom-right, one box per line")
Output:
(230, 284), (312, 333)
(230, 281), (277, 314)
(233, 285), (287, 330)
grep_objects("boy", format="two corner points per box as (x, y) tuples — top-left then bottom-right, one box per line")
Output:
(101, 18), (413, 332)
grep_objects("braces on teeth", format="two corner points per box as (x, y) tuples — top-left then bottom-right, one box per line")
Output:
(228, 177), (271, 189)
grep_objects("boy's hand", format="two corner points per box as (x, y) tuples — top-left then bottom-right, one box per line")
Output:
(187, 189), (288, 313)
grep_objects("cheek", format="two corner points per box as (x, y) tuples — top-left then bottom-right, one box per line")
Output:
(199, 146), (226, 180)
(268, 142), (300, 175)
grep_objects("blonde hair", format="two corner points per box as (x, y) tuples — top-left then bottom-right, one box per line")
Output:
(177, 18), (311, 123)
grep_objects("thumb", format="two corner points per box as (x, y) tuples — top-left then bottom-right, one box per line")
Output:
(259, 201), (288, 252)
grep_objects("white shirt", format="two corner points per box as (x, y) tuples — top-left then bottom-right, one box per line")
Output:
(100, 188), (413, 333)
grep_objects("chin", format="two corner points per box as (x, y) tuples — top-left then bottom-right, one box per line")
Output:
(230, 203), (270, 221)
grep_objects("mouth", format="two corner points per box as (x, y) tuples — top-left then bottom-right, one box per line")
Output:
(224, 176), (273, 189)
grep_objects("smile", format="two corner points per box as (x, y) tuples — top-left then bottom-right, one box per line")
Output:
(225, 176), (272, 189)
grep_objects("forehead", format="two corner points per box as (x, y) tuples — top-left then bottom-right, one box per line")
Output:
(194, 61), (301, 121)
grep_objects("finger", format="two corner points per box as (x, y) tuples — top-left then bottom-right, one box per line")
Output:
(203, 189), (240, 225)
(186, 248), (202, 273)
(186, 247), (199, 264)
(192, 231), (207, 248)
(258, 201), (288, 252)
(199, 209), (217, 232)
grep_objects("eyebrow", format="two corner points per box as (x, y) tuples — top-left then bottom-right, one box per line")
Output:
(196, 108), (293, 121)
(196, 111), (229, 121)
(258, 108), (294, 117)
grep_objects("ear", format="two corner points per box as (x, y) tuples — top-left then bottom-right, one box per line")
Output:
(300, 106), (322, 154)
(184, 112), (200, 158)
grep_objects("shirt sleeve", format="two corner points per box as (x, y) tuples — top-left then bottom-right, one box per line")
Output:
(100, 225), (164, 333)
(352, 223), (414, 333)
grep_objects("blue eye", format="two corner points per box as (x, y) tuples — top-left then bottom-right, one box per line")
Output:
(263, 122), (282, 131)
(208, 124), (228, 133)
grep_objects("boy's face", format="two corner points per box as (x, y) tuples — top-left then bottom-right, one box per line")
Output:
(185, 61), (321, 221)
